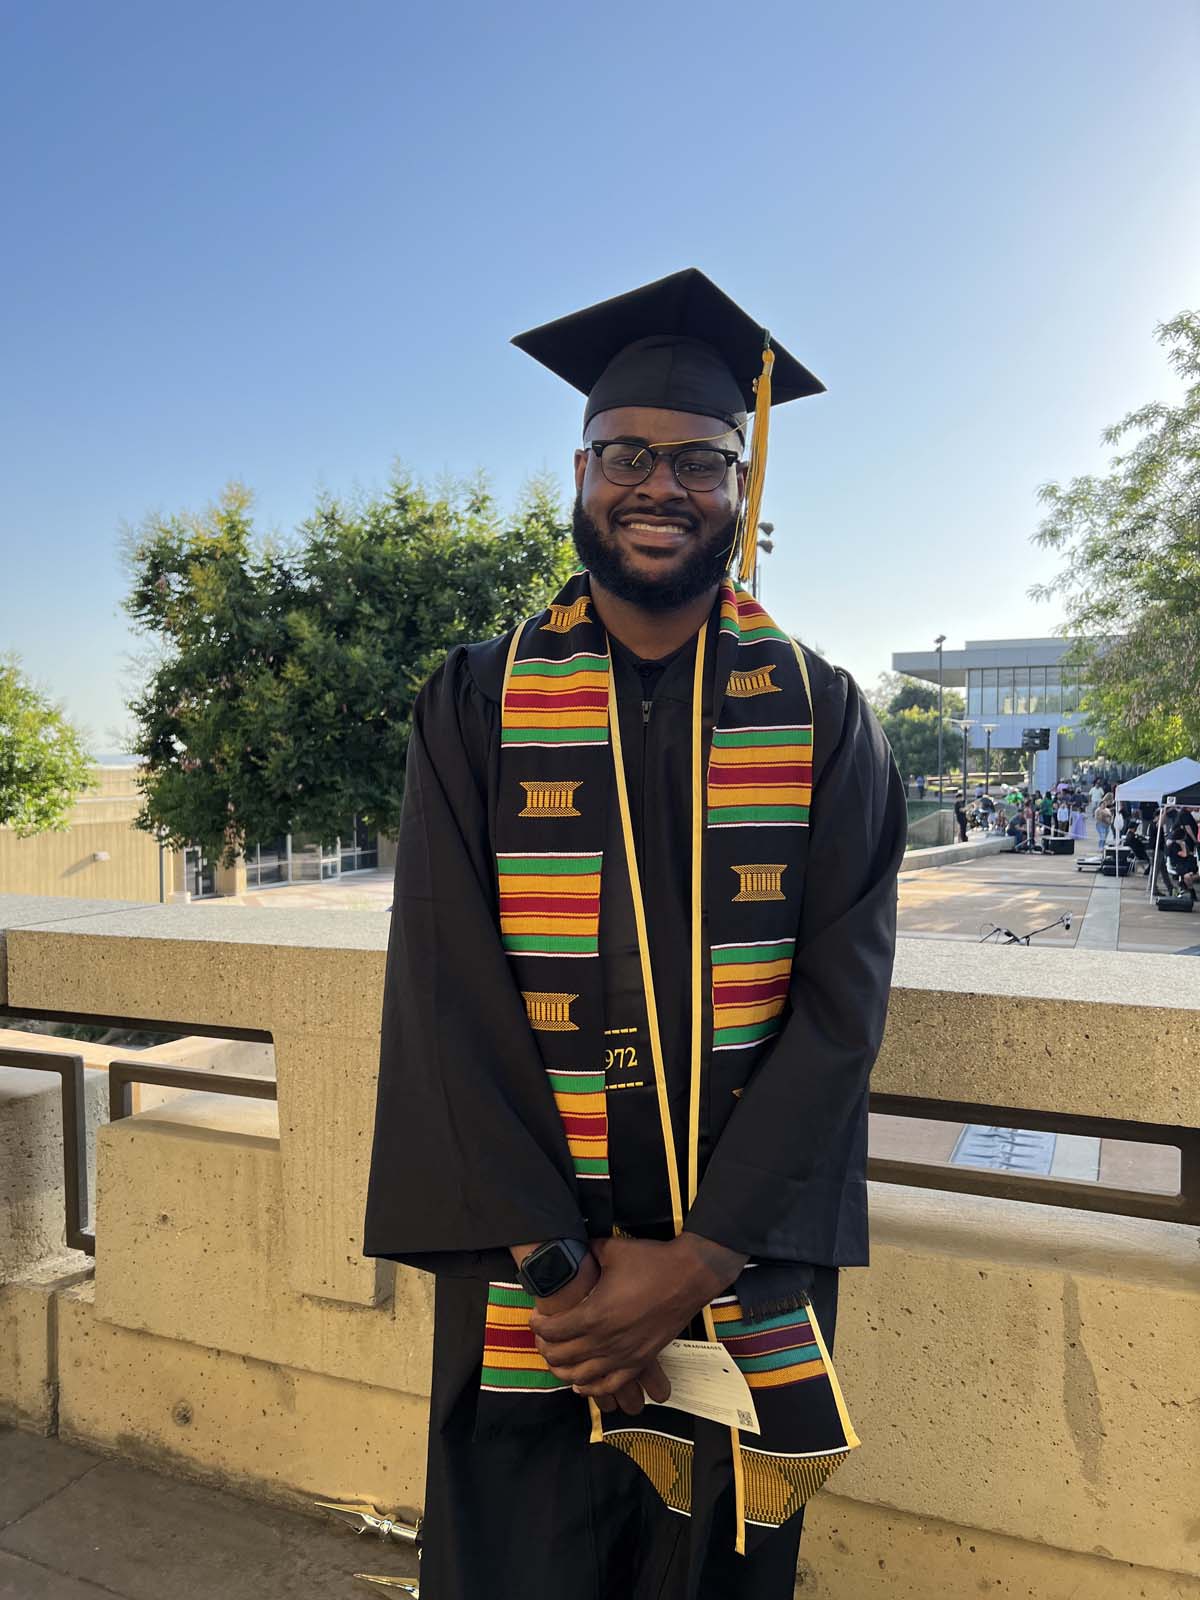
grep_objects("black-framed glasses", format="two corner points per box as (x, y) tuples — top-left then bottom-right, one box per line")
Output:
(588, 439), (741, 493)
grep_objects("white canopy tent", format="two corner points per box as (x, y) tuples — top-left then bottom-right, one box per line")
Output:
(1114, 757), (1200, 807)
(1113, 758), (1200, 897)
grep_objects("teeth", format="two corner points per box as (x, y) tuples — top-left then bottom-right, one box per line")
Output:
(624, 522), (686, 534)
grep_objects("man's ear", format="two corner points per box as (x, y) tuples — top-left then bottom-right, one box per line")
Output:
(574, 448), (588, 497)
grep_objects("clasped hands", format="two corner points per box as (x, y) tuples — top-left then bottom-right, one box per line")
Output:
(526, 1233), (746, 1418)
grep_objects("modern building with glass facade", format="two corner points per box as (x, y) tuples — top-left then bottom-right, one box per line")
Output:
(891, 637), (1095, 790)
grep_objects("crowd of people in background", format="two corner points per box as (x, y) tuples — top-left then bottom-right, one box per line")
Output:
(906, 770), (1199, 899)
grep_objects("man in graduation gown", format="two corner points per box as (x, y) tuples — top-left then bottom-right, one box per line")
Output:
(364, 269), (907, 1600)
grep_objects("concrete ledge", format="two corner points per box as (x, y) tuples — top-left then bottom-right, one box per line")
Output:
(95, 1093), (433, 1394)
(56, 1280), (429, 1516)
(900, 835), (1011, 871)
(0, 1256), (93, 1432)
(836, 1185), (1200, 1577)
(800, 1492), (1200, 1598)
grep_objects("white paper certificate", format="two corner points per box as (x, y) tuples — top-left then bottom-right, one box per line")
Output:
(653, 1339), (761, 1435)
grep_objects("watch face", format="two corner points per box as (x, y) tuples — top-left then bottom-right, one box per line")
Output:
(524, 1243), (573, 1297)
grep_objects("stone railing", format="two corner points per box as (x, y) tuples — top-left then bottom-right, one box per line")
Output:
(1, 894), (1197, 1600)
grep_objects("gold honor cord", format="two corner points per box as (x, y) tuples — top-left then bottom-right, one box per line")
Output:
(685, 621), (748, 1555)
(607, 662), (686, 1235)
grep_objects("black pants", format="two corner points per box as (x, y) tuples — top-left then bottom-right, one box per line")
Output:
(418, 1273), (835, 1600)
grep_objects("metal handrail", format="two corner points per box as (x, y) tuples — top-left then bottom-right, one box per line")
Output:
(869, 1092), (1200, 1225)
(0, 1045), (92, 1254)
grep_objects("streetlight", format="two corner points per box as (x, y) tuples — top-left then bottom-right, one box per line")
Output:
(752, 522), (775, 600)
(982, 723), (997, 794)
(959, 719), (973, 794)
(934, 635), (946, 800)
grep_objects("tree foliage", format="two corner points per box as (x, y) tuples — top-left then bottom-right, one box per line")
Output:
(1032, 311), (1200, 765)
(0, 659), (95, 835)
(867, 673), (971, 779)
(124, 473), (573, 861)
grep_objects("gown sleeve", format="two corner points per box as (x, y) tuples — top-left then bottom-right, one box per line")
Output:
(685, 666), (907, 1267)
(362, 645), (588, 1280)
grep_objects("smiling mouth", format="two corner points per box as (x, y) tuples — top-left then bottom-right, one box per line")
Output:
(617, 517), (692, 545)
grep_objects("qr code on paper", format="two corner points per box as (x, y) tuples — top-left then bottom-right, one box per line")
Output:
(737, 1409), (753, 1428)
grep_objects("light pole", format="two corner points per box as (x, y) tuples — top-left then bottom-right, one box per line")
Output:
(934, 635), (946, 800)
(949, 718), (974, 796)
(983, 723), (997, 794)
(752, 522), (774, 600)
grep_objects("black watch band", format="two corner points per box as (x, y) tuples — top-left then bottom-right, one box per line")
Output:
(516, 1237), (589, 1299)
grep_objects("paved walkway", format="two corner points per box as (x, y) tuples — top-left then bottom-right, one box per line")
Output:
(0, 1428), (419, 1599)
(898, 823), (1199, 954)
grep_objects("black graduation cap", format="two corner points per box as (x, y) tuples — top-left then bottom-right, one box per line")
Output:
(511, 268), (825, 434)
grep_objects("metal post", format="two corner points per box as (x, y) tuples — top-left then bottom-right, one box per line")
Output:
(983, 724), (995, 796)
(755, 523), (774, 603)
(934, 635), (946, 800)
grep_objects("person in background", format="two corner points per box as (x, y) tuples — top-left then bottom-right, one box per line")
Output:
(1166, 822), (1198, 897)
(1040, 790), (1055, 833)
(1070, 801), (1087, 842)
(915, 772), (926, 800)
(1023, 795), (1039, 851)
(1056, 796), (1071, 837)
(1089, 778), (1104, 818)
(953, 792), (968, 843)
(1095, 796), (1114, 853)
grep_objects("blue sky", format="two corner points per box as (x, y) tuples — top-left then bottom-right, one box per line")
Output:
(2, 0), (1197, 753)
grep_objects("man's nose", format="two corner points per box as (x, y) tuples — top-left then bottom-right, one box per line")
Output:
(637, 454), (685, 498)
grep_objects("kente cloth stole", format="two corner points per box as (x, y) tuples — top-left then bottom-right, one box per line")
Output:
(484, 569), (858, 1554)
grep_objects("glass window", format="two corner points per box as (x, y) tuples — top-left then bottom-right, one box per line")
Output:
(981, 668), (997, 716)
(253, 836), (288, 887)
(339, 815), (379, 873)
(1014, 668), (1029, 716)
(1027, 667), (1045, 714)
(967, 671), (982, 718)
(1044, 667), (1061, 715)
(996, 668), (1013, 716)
(1062, 667), (1078, 714)
(184, 846), (215, 899)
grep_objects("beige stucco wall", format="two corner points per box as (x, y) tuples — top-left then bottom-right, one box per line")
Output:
(1, 899), (1198, 1598)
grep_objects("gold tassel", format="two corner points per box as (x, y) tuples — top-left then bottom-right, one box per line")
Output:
(736, 340), (774, 586)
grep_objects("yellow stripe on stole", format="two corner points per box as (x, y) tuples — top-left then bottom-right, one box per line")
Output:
(505, 673), (609, 692)
(709, 744), (811, 766)
(714, 1001), (788, 1028)
(486, 1304), (533, 1328)
(710, 786), (812, 806)
(745, 1359), (826, 1390)
(714, 958), (793, 983)
(497, 878), (601, 895)
(503, 710), (609, 728)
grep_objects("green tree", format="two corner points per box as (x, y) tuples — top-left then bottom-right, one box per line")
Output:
(124, 473), (574, 862)
(1032, 311), (1200, 765)
(869, 673), (965, 783)
(0, 660), (95, 835)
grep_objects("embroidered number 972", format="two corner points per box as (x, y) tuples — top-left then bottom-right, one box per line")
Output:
(605, 1046), (639, 1071)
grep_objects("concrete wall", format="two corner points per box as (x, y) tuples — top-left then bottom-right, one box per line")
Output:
(0, 896), (1197, 1598)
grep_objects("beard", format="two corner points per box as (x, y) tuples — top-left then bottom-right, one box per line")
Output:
(571, 494), (739, 613)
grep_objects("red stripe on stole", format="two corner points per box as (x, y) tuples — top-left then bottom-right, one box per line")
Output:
(559, 1113), (606, 1136)
(504, 689), (608, 710)
(713, 977), (791, 1006)
(498, 894), (600, 914)
(484, 1326), (538, 1352)
(708, 764), (811, 786)
(720, 1324), (814, 1359)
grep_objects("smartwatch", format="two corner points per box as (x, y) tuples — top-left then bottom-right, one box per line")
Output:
(516, 1237), (590, 1300)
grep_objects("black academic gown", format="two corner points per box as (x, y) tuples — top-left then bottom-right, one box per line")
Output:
(363, 611), (906, 1600)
